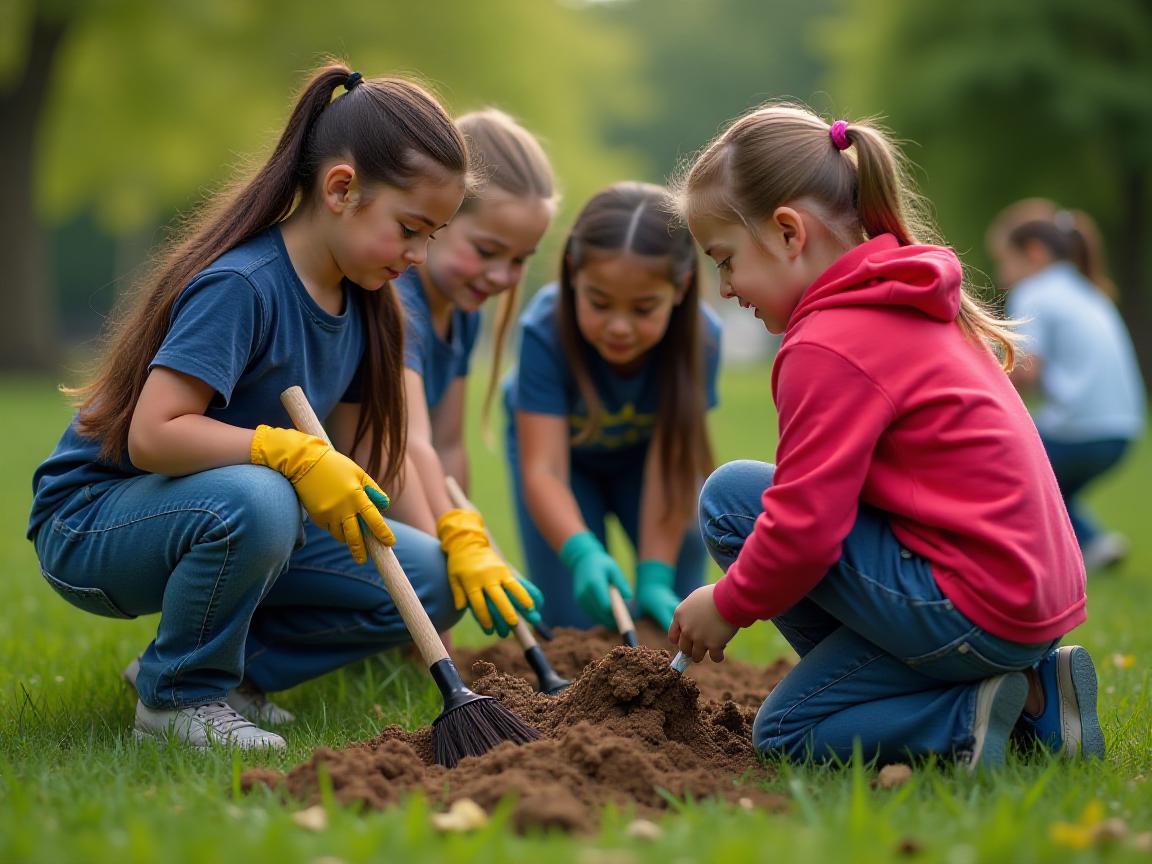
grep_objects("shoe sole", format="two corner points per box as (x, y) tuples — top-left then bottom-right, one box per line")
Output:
(969, 673), (1028, 771)
(1058, 646), (1105, 759)
(132, 727), (285, 750)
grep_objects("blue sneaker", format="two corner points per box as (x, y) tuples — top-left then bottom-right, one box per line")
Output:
(1018, 645), (1105, 758)
(966, 672), (1028, 772)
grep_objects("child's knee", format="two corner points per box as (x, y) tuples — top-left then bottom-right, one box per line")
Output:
(205, 466), (302, 566)
(698, 460), (776, 566)
(752, 696), (809, 760)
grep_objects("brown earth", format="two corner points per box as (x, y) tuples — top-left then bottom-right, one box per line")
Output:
(243, 629), (793, 834)
(457, 620), (793, 709)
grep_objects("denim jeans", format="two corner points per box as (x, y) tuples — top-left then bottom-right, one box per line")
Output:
(33, 464), (459, 710)
(507, 435), (706, 628)
(1041, 437), (1130, 547)
(700, 460), (1056, 764)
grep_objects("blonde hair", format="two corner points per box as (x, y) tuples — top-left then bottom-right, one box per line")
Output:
(457, 109), (557, 431)
(673, 101), (1020, 369)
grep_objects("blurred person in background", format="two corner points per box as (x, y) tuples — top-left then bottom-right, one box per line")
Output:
(988, 201), (1146, 572)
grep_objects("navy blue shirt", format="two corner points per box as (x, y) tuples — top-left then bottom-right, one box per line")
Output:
(396, 269), (481, 412)
(29, 227), (365, 539)
(504, 283), (722, 460)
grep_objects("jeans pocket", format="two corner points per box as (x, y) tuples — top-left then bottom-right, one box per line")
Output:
(40, 568), (136, 620)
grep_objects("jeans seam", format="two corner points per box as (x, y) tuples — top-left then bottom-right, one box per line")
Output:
(56, 503), (234, 539)
(705, 512), (757, 553)
(774, 652), (882, 739)
(839, 558), (954, 609)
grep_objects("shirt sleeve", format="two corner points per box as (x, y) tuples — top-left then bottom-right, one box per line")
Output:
(455, 310), (482, 378)
(401, 291), (430, 377)
(713, 342), (895, 628)
(514, 321), (569, 416)
(149, 271), (266, 405)
(704, 313), (723, 411)
(1006, 288), (1047, 360)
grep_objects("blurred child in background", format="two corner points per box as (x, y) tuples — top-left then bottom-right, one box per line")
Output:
(390, 109), (556, 637)
(506, 182), (722, 631)
(672, 105), (1100, 770)
(988, 201), (1146, 571)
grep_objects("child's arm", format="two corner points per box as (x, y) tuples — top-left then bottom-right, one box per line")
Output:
(432, 377), (469, 495)
(128, 367), (256, 475)
(519, 409), (631, 628)
(517, 411), (585, 548)
(633, 430), (693, 629)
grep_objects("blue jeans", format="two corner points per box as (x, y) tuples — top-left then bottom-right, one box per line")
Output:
(1041, 437), (1130, 547)
(507, 436), (706, 628)
(700, 460), (1056, 764)
(33, 465), (459, 710)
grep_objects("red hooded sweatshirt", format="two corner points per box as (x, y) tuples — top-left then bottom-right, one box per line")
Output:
(713, 235), (1085, 643)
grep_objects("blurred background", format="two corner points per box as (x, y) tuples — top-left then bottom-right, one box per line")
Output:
(1, 0), (1150, 377)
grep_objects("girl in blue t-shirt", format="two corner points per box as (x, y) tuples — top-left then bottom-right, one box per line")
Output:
(27, 62), (468, 749)
(390, 110), (556, 637)
(506, 182), (722, 631)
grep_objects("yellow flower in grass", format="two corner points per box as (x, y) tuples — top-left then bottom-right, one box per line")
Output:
(1110, 653), (1135, 670)
(1049, 801), (1104, 849)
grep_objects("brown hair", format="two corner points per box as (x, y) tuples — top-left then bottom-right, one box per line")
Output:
(990, 198), (1118, 299)
(675, 102), (1021, 369)
(66, 59), (467, 486)
(558, 182), (713, 518)
(456, 109), (557, 434)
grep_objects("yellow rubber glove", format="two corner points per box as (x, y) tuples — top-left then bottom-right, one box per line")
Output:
(436, 509), (535, 632)
(251, 425), (394, 564)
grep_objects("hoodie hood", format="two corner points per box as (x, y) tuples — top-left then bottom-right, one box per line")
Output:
(787, 234), (963, 333)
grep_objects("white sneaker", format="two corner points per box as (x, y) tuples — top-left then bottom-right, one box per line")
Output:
(133, 699), (286, 749)
(1082, 533), (1128, 572)
(122, 657), (296, 726)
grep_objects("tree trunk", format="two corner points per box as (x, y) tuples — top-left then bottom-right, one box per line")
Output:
(1116, 166), (1151, 391)
(0, 15), (67, 370)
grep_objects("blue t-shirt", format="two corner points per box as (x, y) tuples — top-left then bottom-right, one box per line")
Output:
(395, 269), (481, 412)
(1007, 262), (1146, 442)
(503, 283), (722, 462)
(28, 226), (365, 539)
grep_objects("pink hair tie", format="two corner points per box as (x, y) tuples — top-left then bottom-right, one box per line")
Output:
(829, 120), (851, 151)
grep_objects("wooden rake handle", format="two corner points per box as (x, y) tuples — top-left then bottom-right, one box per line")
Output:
(280, 386), (448, 667)
(443, 476), (539, 651)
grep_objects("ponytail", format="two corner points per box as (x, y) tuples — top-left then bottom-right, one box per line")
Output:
(676, 101), (1020, 370)
(68, 59), (467, 487)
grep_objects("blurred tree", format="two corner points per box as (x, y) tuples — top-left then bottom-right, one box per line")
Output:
(1, 0), (648, 370)
(593, 0), (838, 181)
(822, 0), (1152, 382)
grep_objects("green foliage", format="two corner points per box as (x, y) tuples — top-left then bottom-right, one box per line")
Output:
(820, 0), (1152, 272)
(32, 1), (647, 238)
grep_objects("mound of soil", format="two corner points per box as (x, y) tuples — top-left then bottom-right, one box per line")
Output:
(457, 620), (793, 709)
(244, 644), (791, 833)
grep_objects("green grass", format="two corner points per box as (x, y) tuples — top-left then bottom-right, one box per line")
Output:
(2, 366), (1151, 863)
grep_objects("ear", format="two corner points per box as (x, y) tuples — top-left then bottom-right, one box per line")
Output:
(321, 163), (359, 214)
(771, 206), (807, 259)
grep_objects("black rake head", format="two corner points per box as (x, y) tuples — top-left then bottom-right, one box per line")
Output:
(432, 696), (540, 768)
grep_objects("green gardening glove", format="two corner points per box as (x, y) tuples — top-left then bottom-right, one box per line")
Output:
(560, 532), (632, 629)
(484, 574), (545, 638)
(634, 559), (681, 631)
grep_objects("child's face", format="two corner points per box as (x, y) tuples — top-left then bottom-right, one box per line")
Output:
(689, 213), (804, 334)
(571, 252), (682, 371)
(334, 173), (465, 292)
(422, 191), (553, 311)
(991, 239), (1048, 290)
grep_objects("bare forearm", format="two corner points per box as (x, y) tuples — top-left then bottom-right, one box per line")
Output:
(637, 467), (689, 565)
(385, 451), (440, 535)
(523, 470), (588, 553)
(439, 443), (468, 496)
(128, 415), (255, 476)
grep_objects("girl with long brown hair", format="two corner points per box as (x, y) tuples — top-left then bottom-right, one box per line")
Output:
(671, 103), (1101, 770)
(27, 61), (467, 749)
(389, 109), (555, 638)
(505, 181), (721, 631)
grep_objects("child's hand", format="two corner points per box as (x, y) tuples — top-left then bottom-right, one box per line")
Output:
(668, 584), (738, 663)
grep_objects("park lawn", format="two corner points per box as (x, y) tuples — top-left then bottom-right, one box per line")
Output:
(2, 365), (1151, 864)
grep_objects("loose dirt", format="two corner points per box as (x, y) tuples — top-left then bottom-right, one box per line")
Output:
(243, 627), (792, 834)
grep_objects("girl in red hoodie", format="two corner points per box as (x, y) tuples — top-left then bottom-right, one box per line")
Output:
(670, 103), (1101, 770)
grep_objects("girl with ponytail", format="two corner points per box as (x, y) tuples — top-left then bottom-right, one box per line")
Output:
(28, 60), (468, 749)
(671, 103), (1101, 770)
